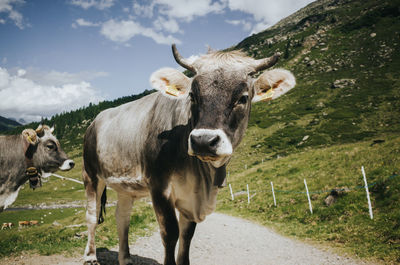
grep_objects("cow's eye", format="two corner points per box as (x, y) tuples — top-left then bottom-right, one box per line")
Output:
(46, 142), (55, 150)
(237, 95), (248, 105)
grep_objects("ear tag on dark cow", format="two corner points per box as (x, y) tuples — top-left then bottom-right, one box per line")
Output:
(165, 84), (180, 97)
(259, 88), (275, 102)
(22, 129), (38, 145)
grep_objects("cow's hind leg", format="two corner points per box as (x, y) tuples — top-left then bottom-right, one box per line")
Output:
(176, 214), (196, 265)
(83, 170), (106, 265)
(116, 193), (134, 265)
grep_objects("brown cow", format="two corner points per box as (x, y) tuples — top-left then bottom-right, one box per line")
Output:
(82, 44), (295, 265)
(0, 125), (74, 212)
(1, 222), (13, 229)
(18, 220), (30, 227)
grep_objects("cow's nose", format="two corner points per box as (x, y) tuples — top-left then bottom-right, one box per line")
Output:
(69, 161), (75, 169)
(190, 133), (220, 155)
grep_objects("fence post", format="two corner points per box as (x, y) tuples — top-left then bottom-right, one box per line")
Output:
(271, 181), (276, 207)
(304, 179), (313, 214)
(361, 166), (374, 219)
(247, 184), (250, 204)
(229, 183), (234, 201)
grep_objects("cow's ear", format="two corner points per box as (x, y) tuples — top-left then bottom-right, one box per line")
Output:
(150, 67), (191, 99)
(22, 129), (39, 146)
(252, 69), (296, 103)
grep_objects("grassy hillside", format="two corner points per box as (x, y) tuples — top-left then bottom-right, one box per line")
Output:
(0, 116), (21, 132)
(221, 0), (400, 263)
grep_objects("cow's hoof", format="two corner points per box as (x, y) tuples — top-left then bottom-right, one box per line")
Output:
(83, 261), (100, 265)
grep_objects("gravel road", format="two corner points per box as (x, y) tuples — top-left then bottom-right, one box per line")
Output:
(0, 213), (369, 265)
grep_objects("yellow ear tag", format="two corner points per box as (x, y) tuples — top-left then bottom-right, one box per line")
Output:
(259, 88), (275, 101)
(165, 84), (180, 97)
(22, 129), (38, 145)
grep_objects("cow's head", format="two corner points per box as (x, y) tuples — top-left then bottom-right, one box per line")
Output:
(150, 45), (295, 168)
(22, 125), (74, 172)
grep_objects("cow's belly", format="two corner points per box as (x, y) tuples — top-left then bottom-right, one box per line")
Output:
(105, 175), (149, 198)
(100, 165), (150, 198)
(171, 178), (219, 223)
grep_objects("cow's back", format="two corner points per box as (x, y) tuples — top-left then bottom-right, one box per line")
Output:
(84, 92), (191, 181)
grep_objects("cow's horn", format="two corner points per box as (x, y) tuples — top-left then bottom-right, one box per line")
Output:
(35, 124), (45, 137)
(172, 44), (196, 74)
(253, 52), (281, 73)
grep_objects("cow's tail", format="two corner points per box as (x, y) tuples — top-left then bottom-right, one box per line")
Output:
(98, 187), (107, 224)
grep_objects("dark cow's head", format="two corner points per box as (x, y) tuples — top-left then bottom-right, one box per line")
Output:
(22, 125), (74, 173)
(150, 44), (295, 168)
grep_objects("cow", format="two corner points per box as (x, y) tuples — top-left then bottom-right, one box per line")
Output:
(1, 222), (13, 229)
(18, 220), (30, 227)
(29, 220), (39, 226)
(0, 125), (74, 212)
(82, 44), (296, 265)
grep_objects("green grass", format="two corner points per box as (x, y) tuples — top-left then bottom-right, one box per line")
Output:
(0, 202), (157, 258)
(220, 135), (400, 264)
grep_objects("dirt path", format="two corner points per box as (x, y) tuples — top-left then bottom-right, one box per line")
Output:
(0, 213), (369, 265)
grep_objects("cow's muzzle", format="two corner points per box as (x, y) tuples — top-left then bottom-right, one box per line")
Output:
(59, 159), (75, 171)
(188, 129), (232, 166)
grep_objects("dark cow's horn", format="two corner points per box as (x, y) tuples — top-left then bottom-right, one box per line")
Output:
(253, 52), (281, 73)
(172, 44), (196, 74)
(35, 124), (45, 137)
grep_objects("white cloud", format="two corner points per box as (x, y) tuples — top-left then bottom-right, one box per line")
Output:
(133, 1), (155, 18)
(73, 0), (315, 46)
(72, 18), (100, 28)
(100, 19), (181, 45)
(153, 17), (181, 34)
(155, 0), (225, 22)
(22, 68), (108, 86)
(250, 21), (271, 35)
(0, 67), (104, 122)
(225, 19), (252, 31)
(0, 0), (28, 29)
(225, 0), (314, 33)
(70, 0), (114, 10)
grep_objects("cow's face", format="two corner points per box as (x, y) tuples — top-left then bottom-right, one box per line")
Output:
(150, 45), (295, 168)
(27, 125), (75, 172)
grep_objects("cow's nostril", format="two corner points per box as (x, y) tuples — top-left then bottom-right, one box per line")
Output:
(69, 161), (75, 168)
(190, 134), (199, 147)
(209, 135), (220, 147)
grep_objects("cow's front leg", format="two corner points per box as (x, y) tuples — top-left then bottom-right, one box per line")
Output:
(151, 191), (179, 265)
(116, 193), (134, 265)
(177, 213), (196, 265)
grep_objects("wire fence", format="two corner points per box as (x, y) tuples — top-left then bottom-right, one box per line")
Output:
(227, 166), (399, 219)
(229, 172), (398, 195)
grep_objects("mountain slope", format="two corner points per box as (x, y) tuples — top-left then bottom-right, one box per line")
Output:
(220, 0), (400, 263)
(0, 116), (21, 132)
(228, 0), (400, 164)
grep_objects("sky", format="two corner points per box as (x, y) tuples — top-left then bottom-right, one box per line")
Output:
(0, 0), (314, 123)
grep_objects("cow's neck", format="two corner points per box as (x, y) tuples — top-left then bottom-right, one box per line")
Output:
(0, 136), (30, 211)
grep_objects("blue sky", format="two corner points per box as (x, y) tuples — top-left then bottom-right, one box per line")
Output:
(0, 0), (314, 122)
